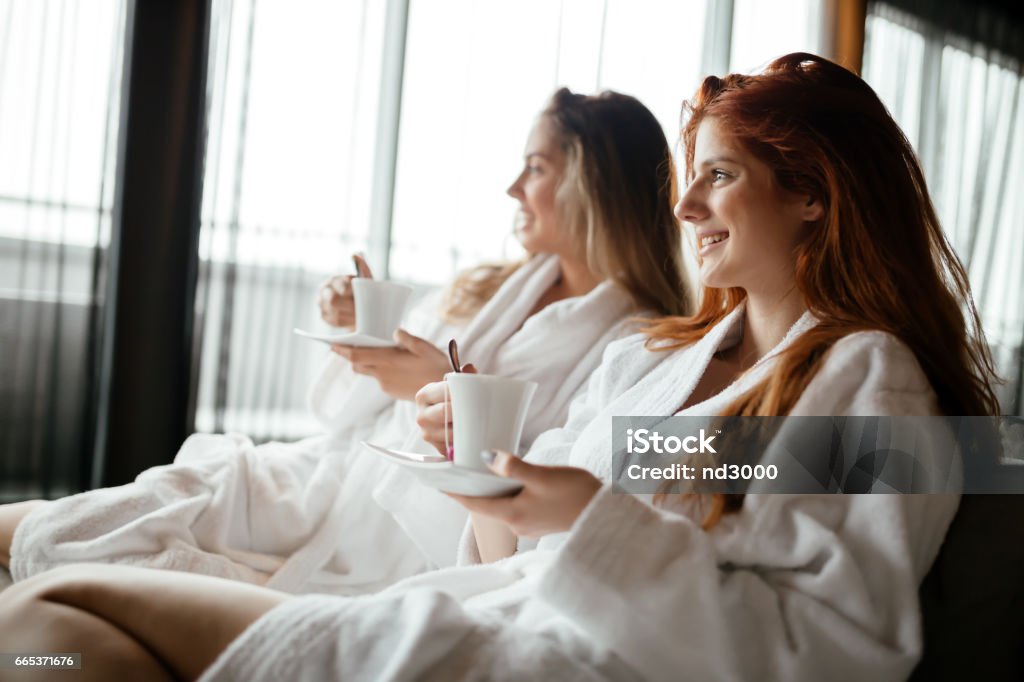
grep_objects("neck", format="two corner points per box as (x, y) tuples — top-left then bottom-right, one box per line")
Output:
(738, 287), (806, 362)
(555, 256), (602, 298)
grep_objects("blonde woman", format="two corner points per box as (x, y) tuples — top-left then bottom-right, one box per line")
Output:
(0, 88), (690, 597)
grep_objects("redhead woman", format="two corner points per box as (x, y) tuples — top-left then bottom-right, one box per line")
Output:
(0, 88), (689, 596)
(0, 54), (998, 681)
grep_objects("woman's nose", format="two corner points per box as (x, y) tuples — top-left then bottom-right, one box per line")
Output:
(507, 172), (525, 199)
(675, 182), (708, 224)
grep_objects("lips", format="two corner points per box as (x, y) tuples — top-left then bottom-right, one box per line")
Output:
(697, 231), (729, 255)
(699, 232), (728, 248)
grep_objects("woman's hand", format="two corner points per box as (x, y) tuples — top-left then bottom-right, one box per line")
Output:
(448, 452), (602, 538)
(414, 363), (477, 456)
(415, 377), (452, 456)
(318, 254), (372, 328)
(332, 330), (452, 401)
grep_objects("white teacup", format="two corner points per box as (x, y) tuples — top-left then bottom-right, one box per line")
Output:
(445, 373), (538, 472)
(352, 278), (413, 340)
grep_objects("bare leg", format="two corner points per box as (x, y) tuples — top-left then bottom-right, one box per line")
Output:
(0, 501), (48, 569)
(0, 574), (174, 682)
(0, 564), (287, 681)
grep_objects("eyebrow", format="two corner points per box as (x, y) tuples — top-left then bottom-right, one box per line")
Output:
(697, 155), (740, 168)
(525, 152), (551, 161)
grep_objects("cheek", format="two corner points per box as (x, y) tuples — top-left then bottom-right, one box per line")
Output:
(529, 181), (558, 216)
(758, 209), (805, 255)
(531, 197), (554, 224)
(722, 193), (780, 252)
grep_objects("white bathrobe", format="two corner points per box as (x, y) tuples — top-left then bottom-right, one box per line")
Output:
(9, 254), (640, 595)
(198, 303), (960, 682)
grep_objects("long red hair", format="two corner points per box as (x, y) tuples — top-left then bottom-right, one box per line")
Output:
(645, 53), (1000, 527)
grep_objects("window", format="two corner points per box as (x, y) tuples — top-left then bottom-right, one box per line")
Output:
(0, 0), (128, 498)
(729, 0), (823, 73)
(193, 0), (389, 437)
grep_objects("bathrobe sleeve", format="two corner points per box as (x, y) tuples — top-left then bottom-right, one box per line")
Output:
(536, 332), (960, 681)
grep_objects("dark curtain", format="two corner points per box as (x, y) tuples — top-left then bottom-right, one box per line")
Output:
(879, 0), (1024, 64)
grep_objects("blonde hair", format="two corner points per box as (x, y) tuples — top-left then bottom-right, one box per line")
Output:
(441, 261), (525, 323)
(441, 88), (691, 324)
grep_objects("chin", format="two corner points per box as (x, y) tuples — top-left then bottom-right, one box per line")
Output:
(517, 232), (550, 254)
(698, 264), (721, 287)
(516, 235), (537, 252)
(699, 266), (734, 290)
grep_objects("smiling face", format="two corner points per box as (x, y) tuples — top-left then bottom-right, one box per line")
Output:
(675, 117), (823, 298)
(506, 116), (576, 257)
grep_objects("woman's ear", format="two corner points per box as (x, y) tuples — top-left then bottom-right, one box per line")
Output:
(801, 196), (824, 222)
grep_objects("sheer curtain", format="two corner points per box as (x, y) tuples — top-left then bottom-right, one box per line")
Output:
(192, 0), (389, 439)
(864, 2), (1024, 414)
(0, 0), (127, 499)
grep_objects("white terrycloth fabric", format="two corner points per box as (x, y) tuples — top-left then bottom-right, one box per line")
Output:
(10, 254), (639, 595)
(200, 303), (960, 682)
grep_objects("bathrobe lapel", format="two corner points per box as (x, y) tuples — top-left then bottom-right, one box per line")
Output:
(592, 303), (819, 482)
(453, 254), (561, 374)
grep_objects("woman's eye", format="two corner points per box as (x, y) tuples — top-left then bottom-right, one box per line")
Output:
(526, 165), (542, 174)
(711, 170), (729, 184)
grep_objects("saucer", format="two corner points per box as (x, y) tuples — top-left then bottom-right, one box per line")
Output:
(293, 328), (397, 348)
(361, 441), (523, 497)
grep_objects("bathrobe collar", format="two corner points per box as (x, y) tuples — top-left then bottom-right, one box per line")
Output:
(626, 300), (819, 416)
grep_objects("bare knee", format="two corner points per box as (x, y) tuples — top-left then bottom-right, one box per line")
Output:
(0, 568), (174, 682)
(0, 574), (82, 679)
(0, 566), (121, 646)
(1, 565), (100, 600)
